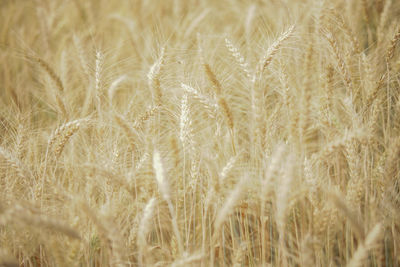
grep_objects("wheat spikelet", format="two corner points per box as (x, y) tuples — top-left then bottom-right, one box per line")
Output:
(225, 38), (252, 79)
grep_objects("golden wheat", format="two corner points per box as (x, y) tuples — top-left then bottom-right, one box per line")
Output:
(1, 0), (400, 266)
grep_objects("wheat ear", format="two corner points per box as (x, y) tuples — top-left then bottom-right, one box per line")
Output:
(137, 198), (156, 266)
(179, 93), (191, 148)
(328, 191), (365, 240)
(48, 119), (88, 158)
(211, 177), (246, 266)
(147, 47), (165, 106)
(30, 56), (65, 92)
(377, 0), (392, 45)
(202, 63), (235, 152)
(0, 147), (29, 179)
(114, 114), (137, 152)
(323, 31), (352, 88)
(225, 38), (252, 79)
(80, 202), (127, 266)
(386, 25), (400, 62)
(171, 253), (204, 267)
(181, 83), (217, 118)
(2, 205), (80, 239)
(153, 150), (184, 254)
(255, 25), (295, 79)
(346, 223), (383, 267)
(132, 105), (159, 130)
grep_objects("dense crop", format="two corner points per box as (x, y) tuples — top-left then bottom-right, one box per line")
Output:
(1, 0), (400, 266)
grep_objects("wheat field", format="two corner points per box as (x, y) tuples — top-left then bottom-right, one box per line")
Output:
(1, 0), (400, 266)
